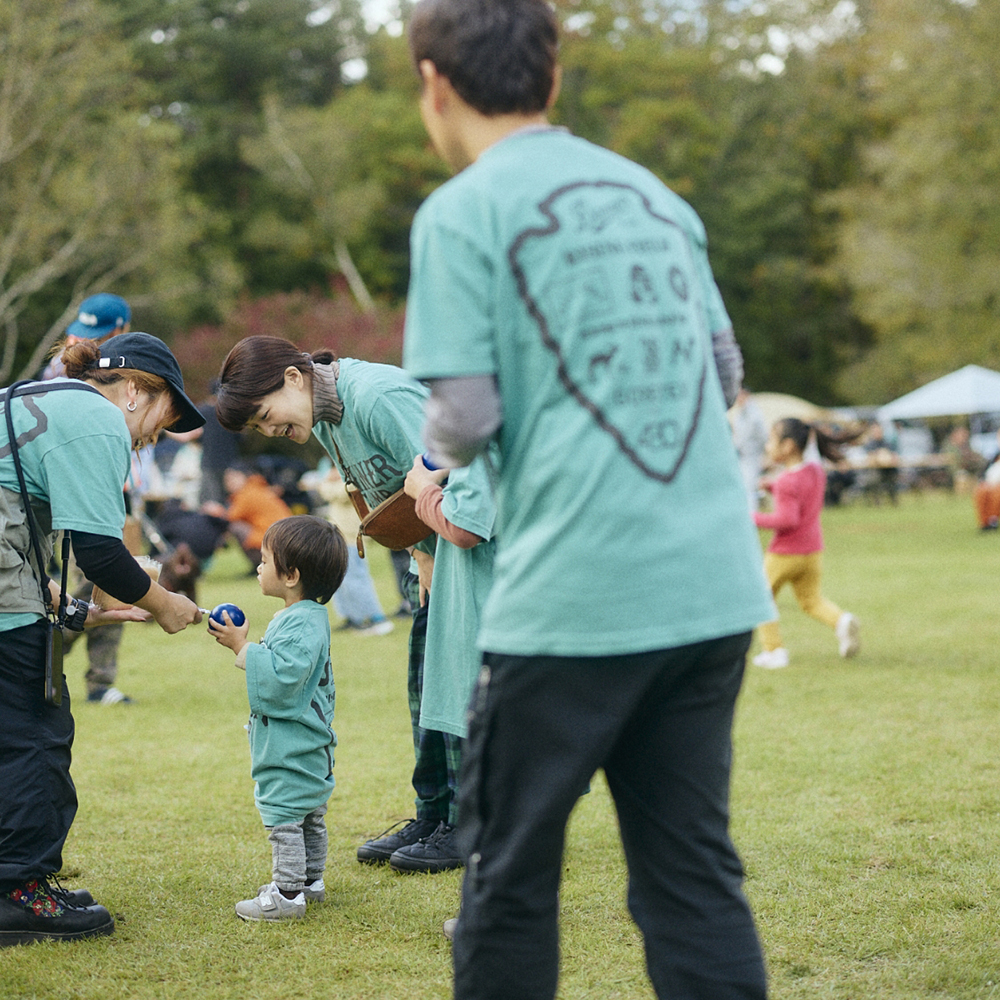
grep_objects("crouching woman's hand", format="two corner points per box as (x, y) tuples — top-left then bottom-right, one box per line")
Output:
(135, 583), (203, 634)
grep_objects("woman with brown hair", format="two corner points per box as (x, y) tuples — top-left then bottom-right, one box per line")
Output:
(0, 332), (205, 948)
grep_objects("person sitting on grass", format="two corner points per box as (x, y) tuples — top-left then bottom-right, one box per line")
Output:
(202, 463), (292, 572)
(208, 515), (348, 922)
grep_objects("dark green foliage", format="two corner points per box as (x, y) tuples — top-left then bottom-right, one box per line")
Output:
(102, 0), (368, 299)
(6, 0), (996, 406)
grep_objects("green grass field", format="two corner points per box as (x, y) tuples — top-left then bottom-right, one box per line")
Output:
(1, 490), (998, 999)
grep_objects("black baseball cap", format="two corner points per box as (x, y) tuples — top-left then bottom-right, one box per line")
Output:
(95, 332), (206, 433)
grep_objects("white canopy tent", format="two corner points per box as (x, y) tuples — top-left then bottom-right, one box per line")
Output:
(878, 365), (1000, 421)
(751, 392), (828, 428)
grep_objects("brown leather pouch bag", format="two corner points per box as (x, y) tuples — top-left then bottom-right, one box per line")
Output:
(360, 490), (433, 550)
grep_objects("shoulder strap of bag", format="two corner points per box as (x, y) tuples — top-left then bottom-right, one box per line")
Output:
(327, 436), (369, 558)
(2, 380), (103, 623)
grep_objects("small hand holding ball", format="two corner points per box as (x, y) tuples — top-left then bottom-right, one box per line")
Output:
(210, 603), (245, 627)
(207, 603), (249, 654)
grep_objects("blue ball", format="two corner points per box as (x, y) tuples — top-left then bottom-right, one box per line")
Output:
(209, 603), (245, 627)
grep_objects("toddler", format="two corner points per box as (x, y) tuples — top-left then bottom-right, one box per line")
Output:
(209, 515), (348, 920)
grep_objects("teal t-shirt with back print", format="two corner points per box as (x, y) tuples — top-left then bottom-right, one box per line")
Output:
(404, 128), (774, 657)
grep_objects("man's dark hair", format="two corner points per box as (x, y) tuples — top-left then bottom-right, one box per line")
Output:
(262, 515), (348, 605)
(409, 0), (559, 116)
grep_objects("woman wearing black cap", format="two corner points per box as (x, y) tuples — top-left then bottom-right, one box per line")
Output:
(0, 332), (205, 948)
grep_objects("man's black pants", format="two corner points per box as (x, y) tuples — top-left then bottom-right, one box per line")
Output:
(0, 621), (76, 893)
(453, 631), (767, 1000)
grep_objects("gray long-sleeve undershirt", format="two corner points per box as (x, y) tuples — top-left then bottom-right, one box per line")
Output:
(423, 326), (744, 469)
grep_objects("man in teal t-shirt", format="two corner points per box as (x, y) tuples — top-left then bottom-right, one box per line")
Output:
(403, 3), (774, 998)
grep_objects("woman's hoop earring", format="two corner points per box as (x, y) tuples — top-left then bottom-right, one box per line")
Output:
(127, 401), (137, 412)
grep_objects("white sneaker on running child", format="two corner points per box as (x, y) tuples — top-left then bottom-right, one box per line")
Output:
(235, 882), (306, 921)
(836, 613), (860, 658)
(752, 647), (789, 669)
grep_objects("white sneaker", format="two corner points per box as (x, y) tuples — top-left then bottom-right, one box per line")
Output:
(87, 686), (132, 705)
(752, 648), (789, 669)
(836, 613), (860, 658)
(257, 878), (324, 903)
(443, 916), (458, 941)
(236, 882), (306, 921)
(356, 619), (394, 637)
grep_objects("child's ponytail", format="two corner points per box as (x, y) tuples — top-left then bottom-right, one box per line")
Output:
(774, 417), (857, 463)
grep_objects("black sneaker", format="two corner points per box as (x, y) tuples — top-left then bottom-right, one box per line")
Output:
(39, 875), (95, 907)
(357, 818), (441, 864)
(46, 875), (94, 908)
(389, 821), (464, 874)
(0, 878), (114, 948)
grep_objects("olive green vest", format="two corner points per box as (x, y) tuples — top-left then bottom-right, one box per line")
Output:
(0, 485), (53, 616)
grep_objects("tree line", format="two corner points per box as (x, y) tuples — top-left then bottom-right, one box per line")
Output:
(1, 0), (995, 404)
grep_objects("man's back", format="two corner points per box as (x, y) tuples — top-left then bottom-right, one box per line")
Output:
(406, 128), (772, 656)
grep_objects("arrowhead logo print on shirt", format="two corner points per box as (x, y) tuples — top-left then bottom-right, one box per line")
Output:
(508, 181), (708, 484)
(0, 393), (50, 460)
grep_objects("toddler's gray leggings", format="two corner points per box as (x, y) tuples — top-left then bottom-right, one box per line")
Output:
(266, 803), (328, 893)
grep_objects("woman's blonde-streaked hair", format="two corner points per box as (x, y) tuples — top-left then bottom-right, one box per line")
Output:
(59, 338), (182, 426)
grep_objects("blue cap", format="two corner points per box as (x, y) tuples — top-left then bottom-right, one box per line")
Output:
(67, 293), (131, 339)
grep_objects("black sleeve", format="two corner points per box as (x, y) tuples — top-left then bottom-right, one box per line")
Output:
(71, 531), (153, 605)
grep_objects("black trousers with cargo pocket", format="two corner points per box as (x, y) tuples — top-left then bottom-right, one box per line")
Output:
(452, 631), (767, 1000)
(0, 621), (77, 893)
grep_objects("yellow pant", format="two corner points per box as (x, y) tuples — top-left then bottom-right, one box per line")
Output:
(757, 552), (842, 651)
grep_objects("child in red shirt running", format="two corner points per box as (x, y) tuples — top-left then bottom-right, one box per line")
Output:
(752, 417), (860, 668)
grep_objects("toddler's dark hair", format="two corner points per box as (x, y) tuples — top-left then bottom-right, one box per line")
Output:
(773, 417), (858, 463)
(262, 515), (347, 605)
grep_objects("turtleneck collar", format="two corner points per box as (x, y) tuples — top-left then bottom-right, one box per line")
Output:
(311, 361), (343, 425)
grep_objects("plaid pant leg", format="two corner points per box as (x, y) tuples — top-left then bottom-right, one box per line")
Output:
(444, 733), (463, 826)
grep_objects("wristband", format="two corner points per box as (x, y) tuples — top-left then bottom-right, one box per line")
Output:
(63, 598), (89, 633)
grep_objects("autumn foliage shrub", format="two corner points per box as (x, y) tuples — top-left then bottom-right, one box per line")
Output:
(173, 285), (405, 398)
